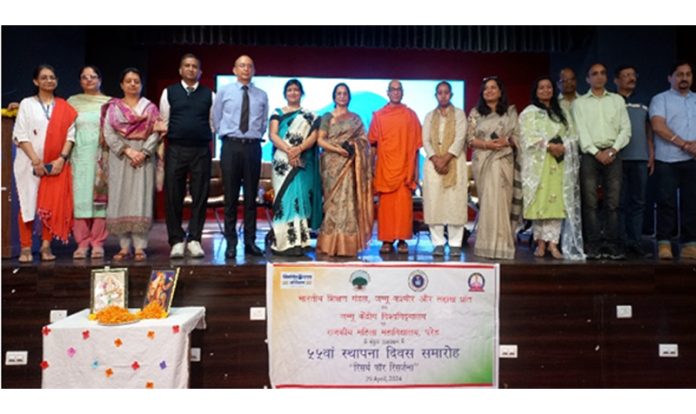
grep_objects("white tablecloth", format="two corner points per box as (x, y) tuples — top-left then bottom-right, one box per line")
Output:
(41, 307), (206, 389)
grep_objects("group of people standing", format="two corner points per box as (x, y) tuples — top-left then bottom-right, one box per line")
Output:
(11, 53), (696, 262)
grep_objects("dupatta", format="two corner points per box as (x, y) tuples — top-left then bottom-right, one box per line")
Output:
(36, 98), (78, 243)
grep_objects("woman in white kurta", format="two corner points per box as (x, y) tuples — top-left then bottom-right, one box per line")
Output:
(102, 68), (160, 262)
(422, 81), (468, 257)
(13, 64), (77, 262)
(67, 66), (111, 259)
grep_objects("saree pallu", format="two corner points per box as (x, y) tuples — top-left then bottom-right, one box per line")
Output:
(37, 98), (78, 242)
(270, 108), (322, 254)
(316, 112), (373, 256)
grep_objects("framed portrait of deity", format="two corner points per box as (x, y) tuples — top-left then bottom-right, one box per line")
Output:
(90, 267), (129, 313)
(144, 268), (180, 313)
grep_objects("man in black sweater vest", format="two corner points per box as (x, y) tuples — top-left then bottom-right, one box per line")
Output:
(159, 53), (214, 258)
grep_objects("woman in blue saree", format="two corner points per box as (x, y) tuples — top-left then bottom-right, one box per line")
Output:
(268, 79), (322, 256)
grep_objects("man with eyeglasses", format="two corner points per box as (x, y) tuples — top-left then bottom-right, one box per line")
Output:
(212, 54), (269, 258)
(159, 53), (215, 259)
(649, 61), (696, 260)
(613, 65), (654, 258)
(557, 67), (579, 113)
(573, 63), (631, 260)
(368, 80), (422, 255)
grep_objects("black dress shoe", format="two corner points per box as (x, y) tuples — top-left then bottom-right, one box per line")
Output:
(225, 239), (237, 259)
(244, 243), (264, 256)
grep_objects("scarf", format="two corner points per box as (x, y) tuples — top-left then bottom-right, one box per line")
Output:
(36, 98), (78, 243)
(430, 105), (457, 188)
(101, 97), (159, 140)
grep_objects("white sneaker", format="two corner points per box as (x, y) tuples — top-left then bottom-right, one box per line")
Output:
(187, 240), (205, 258)
(170, 242), (186, 259)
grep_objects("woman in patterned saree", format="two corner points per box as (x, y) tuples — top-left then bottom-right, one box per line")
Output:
(519, 76), (584, 260)
(67, 66), (111, 259)
(466, 76), (521, 260)
(102, 67), (161, 262)
(316, 83), (373, 256)
(268, 79), (322, 256)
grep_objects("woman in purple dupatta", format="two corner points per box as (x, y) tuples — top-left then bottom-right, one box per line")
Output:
(102, 68), (161, 261)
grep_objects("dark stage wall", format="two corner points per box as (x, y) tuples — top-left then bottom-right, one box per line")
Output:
(2, 26), (694, 224)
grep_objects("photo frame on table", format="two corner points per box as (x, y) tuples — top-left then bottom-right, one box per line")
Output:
(90, 267), (129, 313)
(144, 268), (180, 313)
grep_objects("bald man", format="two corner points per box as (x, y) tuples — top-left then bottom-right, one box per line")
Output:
(212, 54), (269, 257)
(368, 80), (422, 254)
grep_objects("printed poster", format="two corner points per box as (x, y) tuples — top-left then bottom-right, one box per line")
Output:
(267, 262), (499, 388)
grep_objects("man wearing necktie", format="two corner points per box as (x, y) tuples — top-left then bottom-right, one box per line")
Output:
(159, 53), (215, 259)
(212, 54), (269, 257)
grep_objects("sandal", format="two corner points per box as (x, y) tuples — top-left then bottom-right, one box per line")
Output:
(379, 242), (394, 254)
(91, 247), (104, 259)
(40, 246), (56, 262)
(18, 247), (33, 263)
(397, 241), (409, 254)
(112, 250), (131, 261)
(134, 250), (147, 262)
(73, 248), (88, 259)
(534, 246), (546, 257)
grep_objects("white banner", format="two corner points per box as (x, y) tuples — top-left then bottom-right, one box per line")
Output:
(267, 262), (499, 388)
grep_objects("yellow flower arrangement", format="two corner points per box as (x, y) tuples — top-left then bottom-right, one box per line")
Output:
(1, 107), (18, 118)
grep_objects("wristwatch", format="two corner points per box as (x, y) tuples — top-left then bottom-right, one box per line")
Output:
(60, 153), (69, 161)
(608, 150), (615, 158)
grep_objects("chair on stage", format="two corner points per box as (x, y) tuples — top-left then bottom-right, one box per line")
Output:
(182, 160), (273, 234)
(412, 161), (479, 246)
(183, 159), (225, 232)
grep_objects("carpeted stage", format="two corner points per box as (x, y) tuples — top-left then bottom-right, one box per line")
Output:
(2, 222), (695, 388)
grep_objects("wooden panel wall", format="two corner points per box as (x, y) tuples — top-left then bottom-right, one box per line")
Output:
(3, 263), (696, 388)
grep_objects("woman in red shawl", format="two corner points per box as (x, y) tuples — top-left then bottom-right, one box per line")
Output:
(13, 64), (77, 262)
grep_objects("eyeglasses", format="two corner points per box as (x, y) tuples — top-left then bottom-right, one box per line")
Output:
(80, 74), (99, 81)
(482, 76), (499, 83)
(590, 71), (607, 76)
(38, 75), (57, 81)
(388, 87), (403, 92)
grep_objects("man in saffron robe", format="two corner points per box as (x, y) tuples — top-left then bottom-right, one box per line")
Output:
(368, 80), (422, 254)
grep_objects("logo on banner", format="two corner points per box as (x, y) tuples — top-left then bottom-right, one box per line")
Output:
(280, 272), (314, 289)
(350, 270), (371, 290)
(408, 270), (429, 292)
(468, 272), (485, 292)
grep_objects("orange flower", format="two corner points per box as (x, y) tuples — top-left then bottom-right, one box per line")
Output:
(94, 306), (137, 324)
(105, 368), (114, 378)
(147, 331), (155, 340)
(136, 301), (167, 320)
(114, 338), (123, 347)
(146, 381), (154, 389)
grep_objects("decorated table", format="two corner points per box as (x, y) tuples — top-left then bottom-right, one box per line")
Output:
(41, 307), (206, 388)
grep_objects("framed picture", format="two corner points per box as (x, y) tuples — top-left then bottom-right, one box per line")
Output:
(90, 267), (129, 313)
(144, 269), (180, 313)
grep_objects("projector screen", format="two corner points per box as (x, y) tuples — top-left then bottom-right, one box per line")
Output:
(215, 75), (466, 165)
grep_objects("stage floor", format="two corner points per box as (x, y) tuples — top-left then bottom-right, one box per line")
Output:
(5, 220), (690, 267)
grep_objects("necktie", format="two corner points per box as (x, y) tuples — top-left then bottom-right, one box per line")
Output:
(186, 86), (194, 96)
(240, 85), (249, 134)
